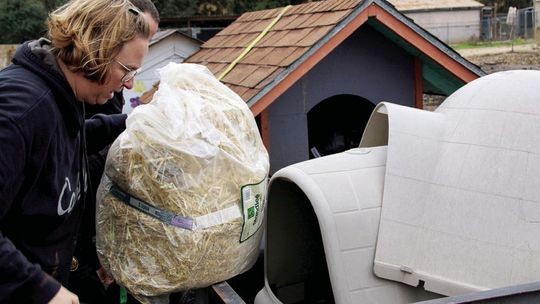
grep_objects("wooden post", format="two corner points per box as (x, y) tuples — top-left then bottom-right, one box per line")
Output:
(260, 110), (270, 152)
(414, 57), (423, 109)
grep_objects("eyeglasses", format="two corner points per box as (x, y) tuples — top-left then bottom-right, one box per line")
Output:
(115, 60), (141, 83)
(128, 6), (141, 16)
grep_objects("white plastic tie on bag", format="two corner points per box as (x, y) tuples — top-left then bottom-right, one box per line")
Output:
(193, 205), (242, 230)
(109, 182), (241, 231)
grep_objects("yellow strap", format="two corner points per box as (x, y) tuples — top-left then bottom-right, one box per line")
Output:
(218, 5), (292, 81)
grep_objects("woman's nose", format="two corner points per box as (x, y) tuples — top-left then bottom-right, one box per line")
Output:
(123, 78), (134, 90)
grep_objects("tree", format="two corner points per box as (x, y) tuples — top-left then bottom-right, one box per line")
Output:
(154, 0), (313, 17)
(153, 0), (198, 17)
(40, 0), (65, 12)
(225, 0), (309, 15)
(226, 0), (287, 14)
(0, 0), (318, 43)
(0, 0), (48, 44)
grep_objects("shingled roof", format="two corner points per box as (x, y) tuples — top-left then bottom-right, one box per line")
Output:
(184, 0), (484, 115)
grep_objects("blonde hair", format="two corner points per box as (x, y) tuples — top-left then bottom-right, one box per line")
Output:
(47, 0), (150, 84)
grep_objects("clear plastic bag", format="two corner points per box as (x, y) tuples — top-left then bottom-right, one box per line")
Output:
(96, 63), (269, 303)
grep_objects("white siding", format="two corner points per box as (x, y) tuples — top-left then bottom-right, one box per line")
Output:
(405, 9), (482, 43)
(122, 34), (201, 113)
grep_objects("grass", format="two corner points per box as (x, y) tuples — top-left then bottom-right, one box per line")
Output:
(451, 38), (533, 50)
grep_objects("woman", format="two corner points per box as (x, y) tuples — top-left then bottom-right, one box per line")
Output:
(68, 1), (159, 302)
(0, 0), (150, 303)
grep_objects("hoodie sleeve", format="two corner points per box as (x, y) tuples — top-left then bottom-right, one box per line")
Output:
(85, 113), (127, 154)
(0, 233), (61, 303)
(0, 117), (61, 303)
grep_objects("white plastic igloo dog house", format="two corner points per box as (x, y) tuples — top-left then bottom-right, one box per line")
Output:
(254, 146), (441, 304)
(255, 70), (540, 304)
(372, 70), (540, 296)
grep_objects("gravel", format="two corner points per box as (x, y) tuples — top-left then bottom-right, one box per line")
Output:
(461, 44), (540, 74)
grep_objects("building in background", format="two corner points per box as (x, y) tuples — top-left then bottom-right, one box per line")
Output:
(159, 15), (238, 42)
(122, 29), (203, 113)
(389, 0), (484, 44)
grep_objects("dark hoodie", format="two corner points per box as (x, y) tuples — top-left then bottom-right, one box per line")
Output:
(0, 39), (127, 303)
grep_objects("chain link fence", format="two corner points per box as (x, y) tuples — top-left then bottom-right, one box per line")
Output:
(481, 7), (535, 41)
(405, 7), (535, 45)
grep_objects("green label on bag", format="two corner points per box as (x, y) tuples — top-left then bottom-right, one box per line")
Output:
(120, 286), (127, 304)
(239, 178), (267, 242)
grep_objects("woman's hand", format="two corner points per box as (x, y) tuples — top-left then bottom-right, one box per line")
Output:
(48, 286), (79, 304)
(96, 266), (114, 287)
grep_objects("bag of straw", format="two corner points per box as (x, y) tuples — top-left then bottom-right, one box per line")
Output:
(96, 63), (269, 303)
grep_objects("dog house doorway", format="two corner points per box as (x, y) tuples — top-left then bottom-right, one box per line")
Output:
(308, 94), (374, 158)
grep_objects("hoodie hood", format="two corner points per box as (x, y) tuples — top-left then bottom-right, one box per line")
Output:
(11, 38), (83, 136)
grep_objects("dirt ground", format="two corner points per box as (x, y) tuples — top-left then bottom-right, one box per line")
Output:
(463, 45), (540, 74)
(424, 43), (540, 110)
